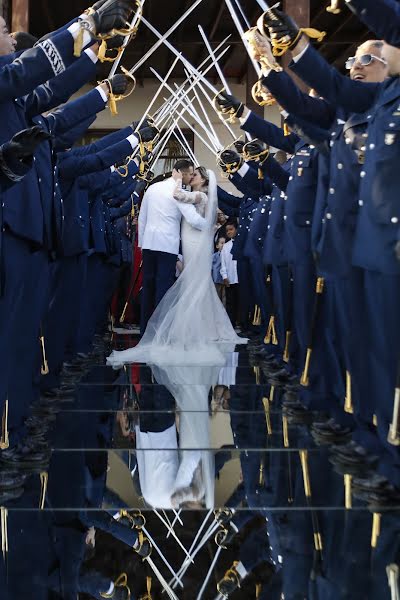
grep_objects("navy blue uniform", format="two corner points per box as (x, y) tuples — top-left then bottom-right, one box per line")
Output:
(289, 43), (400, 484)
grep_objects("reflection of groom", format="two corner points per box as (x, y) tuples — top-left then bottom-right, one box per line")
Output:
(138, 159), (206, 333)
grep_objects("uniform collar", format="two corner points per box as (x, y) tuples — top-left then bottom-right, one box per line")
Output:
(342, 112), (370, 133)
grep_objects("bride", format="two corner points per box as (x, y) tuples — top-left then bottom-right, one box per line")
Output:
(107, 166), (247, 367)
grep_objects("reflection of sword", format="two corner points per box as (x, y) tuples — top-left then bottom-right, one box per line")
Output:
(299, 450), (323, 574)
(153, 509), (193, 563)
(146, 554), (179, 600)
(170, 519), (220, 590)
(387, 564), (400, 600)
(196, 544), (223, 599)
(282, 415), (293, 503)
(167, 509), (184, 537)
(388, 359), (400, 446)
(39, 325), (49, 375)
(142, 525), (184, 589)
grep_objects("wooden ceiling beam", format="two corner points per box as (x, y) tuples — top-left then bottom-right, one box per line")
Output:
(333, 29), (371, 69)
(12, 0), (29, 31)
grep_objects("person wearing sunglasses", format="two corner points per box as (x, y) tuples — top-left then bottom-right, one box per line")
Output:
(345, 52), (387, 69)
(256, 7), (400, 501)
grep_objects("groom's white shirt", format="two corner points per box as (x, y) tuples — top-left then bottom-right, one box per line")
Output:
(138, 177), (206, 255)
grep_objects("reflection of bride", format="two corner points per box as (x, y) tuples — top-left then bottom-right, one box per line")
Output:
(136, 364), (222, 509)
(107, 167), (247, 368)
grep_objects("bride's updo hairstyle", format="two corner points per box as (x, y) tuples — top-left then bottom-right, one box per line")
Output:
(197, 166), (209, 192)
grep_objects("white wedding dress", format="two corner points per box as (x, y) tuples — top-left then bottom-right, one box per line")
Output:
(108, 170), (246, 509)
(107, 169), (247, 368)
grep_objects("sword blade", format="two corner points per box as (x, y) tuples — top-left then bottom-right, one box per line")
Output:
(198, 25), (232, 95)
(141, 16), (220, 96)
(150, 43), (231, 131)
(196, 546), (223, 600)
(255, 0), (270, 10)
(142, 525), (184, 588)
(135, 53), (181, 133)
(153, 35), (231, 122)
(172, 124), (199, 166)
(233, 0), (251, 29)
(224, 0), (261, 76)
(183, 71), (221, 148)
(128, 0), (205, 75)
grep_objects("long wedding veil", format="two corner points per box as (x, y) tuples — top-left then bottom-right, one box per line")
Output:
(107, 169), (246, 368)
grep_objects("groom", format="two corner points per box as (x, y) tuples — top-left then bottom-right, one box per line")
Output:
(138, 159), (207, 334)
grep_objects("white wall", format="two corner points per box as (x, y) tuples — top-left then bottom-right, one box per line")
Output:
(74, 78), (281, 193)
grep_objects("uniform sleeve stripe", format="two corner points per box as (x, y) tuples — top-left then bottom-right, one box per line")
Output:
(37, 39), (66, 77)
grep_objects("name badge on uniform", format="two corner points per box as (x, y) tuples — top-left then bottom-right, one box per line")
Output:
(385, 133), (396, 145)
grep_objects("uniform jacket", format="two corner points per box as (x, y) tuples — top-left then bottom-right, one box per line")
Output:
(290, 43), (400, 273)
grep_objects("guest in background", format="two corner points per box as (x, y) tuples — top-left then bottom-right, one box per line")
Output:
(220, 221), (239, 327)
(214, 208), (228, 247)
(212, 236), (226, 306)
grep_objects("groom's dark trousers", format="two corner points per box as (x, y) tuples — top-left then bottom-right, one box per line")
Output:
(140, 249), (177, 334)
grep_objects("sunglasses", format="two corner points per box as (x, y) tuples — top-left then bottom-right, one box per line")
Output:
(345, 53), (388, 70)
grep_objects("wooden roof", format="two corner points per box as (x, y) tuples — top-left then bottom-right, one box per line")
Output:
(29, 0), (370, 81)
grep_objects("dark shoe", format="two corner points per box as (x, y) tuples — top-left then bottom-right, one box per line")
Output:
(367, 489), (400, 509)
(352, 474), (389, 493)
(330, 455), (377, 478)
(0, 443), (51, 471)
(32, 403), (61, 417)
(62, 362), (87, 374)
(329, 442), (379, 475)
(0, 470), (27, 490)
(217, 563), (242, 597)
(42, 385), (75, 399)
(284, 404), (315, 426)
(268, 369), (294, 387)
(0, 486), (24, 504)
(311, 419), (352, 445)
(261, 360), (283, 373)
(25, 415), (51, 432)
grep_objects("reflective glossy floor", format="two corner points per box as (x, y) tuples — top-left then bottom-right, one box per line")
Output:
(1, 331), (399, 599)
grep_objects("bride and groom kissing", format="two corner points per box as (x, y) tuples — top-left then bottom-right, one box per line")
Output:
(138, 159), (207, 334)
(108, 158), (246, 367)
